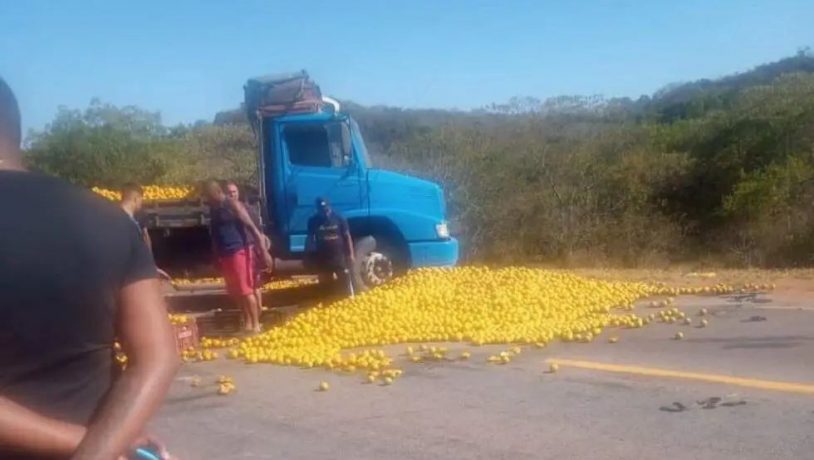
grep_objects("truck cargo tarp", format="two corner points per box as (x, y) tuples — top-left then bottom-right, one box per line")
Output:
(244, 70), (323, 123)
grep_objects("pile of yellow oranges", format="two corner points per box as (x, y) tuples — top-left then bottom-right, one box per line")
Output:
(262, 278), (319, 291)
(172, 277), (317, 292)
(216, 375), (236, 395)
(228, 267), (698, 377)
(172, 277), (222, 286)
(487, 347), (524, 365)
(188, 375), (237, 396)
(168, 313), (191, 326)
(117, 267), (777, 388)
(92, 185), (197, 202)
(201, 337), (240, 349)
(181, 347), (219, 363)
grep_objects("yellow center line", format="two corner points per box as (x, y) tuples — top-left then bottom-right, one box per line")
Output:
(547, 358), (814, 395)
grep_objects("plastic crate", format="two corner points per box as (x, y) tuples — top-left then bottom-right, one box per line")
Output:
(173, 321), (199, 355)
(195, 310), (242, 336)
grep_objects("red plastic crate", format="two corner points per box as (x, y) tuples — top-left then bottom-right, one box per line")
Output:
(173, 321), (199, 355)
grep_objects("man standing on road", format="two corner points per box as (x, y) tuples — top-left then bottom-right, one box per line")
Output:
(119, 183), (170, 281)
(0, 77), (179, 459)
(225, 181), (271, 313)
(306, 197), (356, 297)
(120, 183), (152, 249)
(206, 180), (273, 333)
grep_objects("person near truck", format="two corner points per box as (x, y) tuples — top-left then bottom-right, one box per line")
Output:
(0, 77), (179, 459)
(120, 183), (152, 249)
(205, 180), (273, 334)
(225, 180), (271, 314)
(120, 183), (171, 281)
(306, 197), (356, 296)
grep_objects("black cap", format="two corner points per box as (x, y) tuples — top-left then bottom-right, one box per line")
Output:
(315, 197), (329, 208)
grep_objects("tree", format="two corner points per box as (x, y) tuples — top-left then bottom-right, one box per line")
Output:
(25, 99), (257, 188)
(162, 124), (256, 184)
(25, 100), (171, 187)
(21, 51), (814, 267)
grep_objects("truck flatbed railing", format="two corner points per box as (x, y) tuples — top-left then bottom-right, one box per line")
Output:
(141, 197), (262, 229)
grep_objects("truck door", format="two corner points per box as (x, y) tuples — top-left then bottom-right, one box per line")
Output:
(279, 120), (363, 252)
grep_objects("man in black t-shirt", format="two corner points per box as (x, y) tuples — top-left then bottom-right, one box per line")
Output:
(0, 77), (179, 459)
(120, 183), (170, 281)
(306, 197), (356, 296)
(120, 183), (152, 249)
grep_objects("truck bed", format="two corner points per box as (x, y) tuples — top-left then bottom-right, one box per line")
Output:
(142, 197), (263, 279)
(164, 276), (322, 312)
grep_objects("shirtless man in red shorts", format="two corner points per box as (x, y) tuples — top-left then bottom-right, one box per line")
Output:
(205, 181), (273, 333)
(225, 181), (270, 313)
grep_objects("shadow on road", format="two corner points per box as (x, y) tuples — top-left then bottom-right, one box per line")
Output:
(687, 334), (813, 350)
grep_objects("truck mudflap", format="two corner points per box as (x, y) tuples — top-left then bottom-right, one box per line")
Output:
(407, 238), (460, 267)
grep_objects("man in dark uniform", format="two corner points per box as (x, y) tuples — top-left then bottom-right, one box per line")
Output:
(0, 77), (179, 458)
(306, 197), (355, 297)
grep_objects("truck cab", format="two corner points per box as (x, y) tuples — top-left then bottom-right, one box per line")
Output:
(259, 109), (459, 288)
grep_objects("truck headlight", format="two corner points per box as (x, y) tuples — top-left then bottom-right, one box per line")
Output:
(435, 222), (450, 239)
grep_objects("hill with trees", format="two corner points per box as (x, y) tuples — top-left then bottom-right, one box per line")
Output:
(24, 50), (814, 267)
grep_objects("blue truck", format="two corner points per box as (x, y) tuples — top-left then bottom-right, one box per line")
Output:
(256, 109), (459, 288)
(150, 74), (458, 293)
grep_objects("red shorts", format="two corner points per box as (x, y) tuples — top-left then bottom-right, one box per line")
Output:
(218, 246), (255, 297)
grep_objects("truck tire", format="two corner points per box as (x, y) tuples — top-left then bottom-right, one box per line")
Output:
(353, 236), (397, 290)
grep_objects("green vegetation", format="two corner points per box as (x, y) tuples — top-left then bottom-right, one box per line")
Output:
(25, 99), (255, 188)
(24, 51), (814, 267)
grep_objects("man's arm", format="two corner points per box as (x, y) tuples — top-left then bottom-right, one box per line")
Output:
(248, 206), (271, 251)
(0, 397), (86, 456)
(71, 278), (179, 460)
(141, 228), (152, 253)
(341, 217), (354, 261)
(305, 217), (316, 253)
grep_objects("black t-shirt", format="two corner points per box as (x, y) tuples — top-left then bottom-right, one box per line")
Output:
(307, 212), (349, 261)
(132, 210), (149, 232)
(0, 172), (157, 437)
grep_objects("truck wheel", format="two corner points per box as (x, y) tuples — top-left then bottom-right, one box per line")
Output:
(353, 236), (396, 290)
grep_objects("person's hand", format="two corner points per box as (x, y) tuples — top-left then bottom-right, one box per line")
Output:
(262, 235), (272, 251)
(156, 268), (172, 282)
(262, 251), (274, 271)
(118, 434), (176, 460)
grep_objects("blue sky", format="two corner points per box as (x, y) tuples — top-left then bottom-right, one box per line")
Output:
(1, 0), (811, 133)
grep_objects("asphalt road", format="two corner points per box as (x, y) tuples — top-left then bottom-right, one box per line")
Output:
(152, 291), (814, 460)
